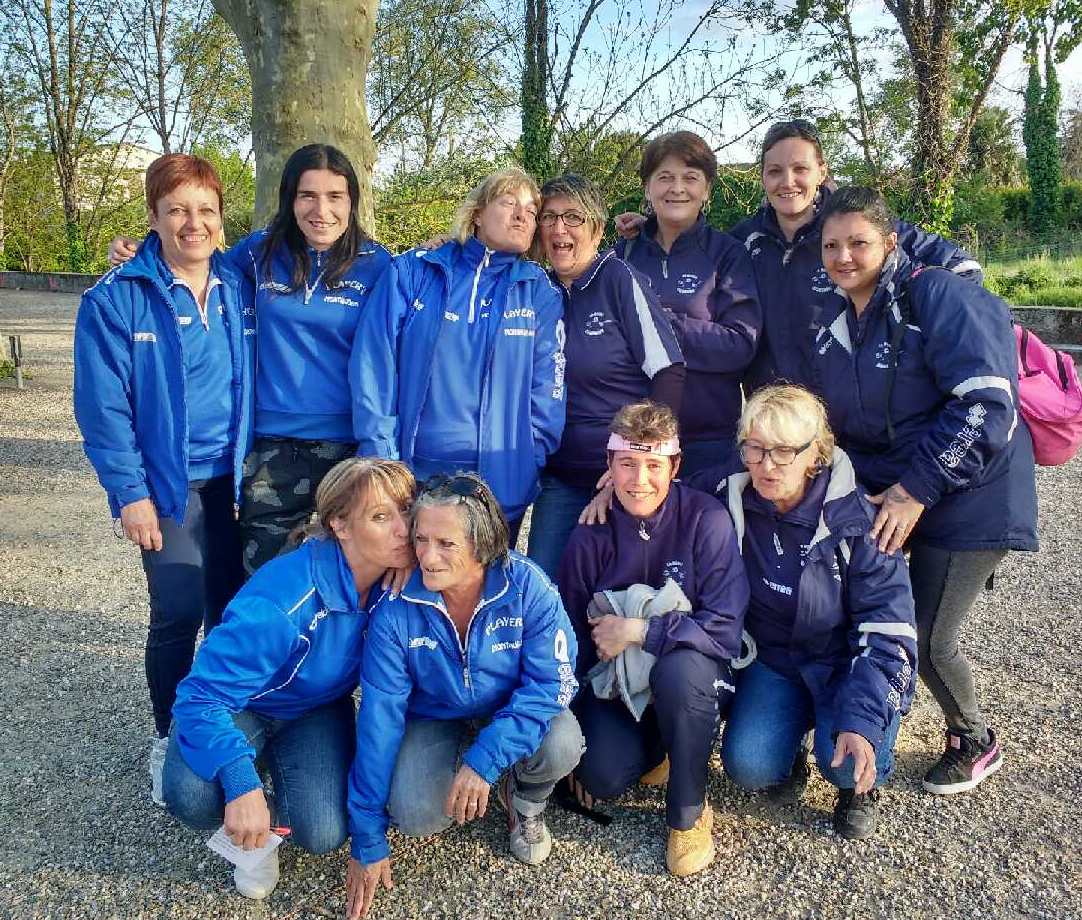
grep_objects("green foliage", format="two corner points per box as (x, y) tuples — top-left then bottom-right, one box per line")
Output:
(1023, 41), (1063, 237)
(0, 359), (32, 380)
(967, 107), (1023, 185)
(985, 253), (1082, 307)
(192, 146), (256, 243)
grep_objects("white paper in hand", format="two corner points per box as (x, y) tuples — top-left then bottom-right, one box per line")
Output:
(207, 826), (284, 871)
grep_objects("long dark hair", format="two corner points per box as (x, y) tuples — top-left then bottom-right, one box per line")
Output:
(260, 144), (370, 292)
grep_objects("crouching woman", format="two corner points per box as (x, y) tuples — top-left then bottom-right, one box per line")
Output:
(164, 458), (415, 899)
(346, 473), (583, 920)
(687, 385), (917, 839)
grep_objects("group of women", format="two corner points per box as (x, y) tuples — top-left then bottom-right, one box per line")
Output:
(72, 117), (1037, 911)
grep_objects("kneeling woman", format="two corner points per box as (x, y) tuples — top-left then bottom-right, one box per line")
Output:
(346, 473), (582, 920)
(164, 458), (415, 899)
(558, 401), (748, 877)
(686, 385), (917, 839)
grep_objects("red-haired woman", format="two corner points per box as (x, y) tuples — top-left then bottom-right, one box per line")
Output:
(75, 153), (252, 807)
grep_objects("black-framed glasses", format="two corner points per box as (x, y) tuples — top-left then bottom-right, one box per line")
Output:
(420, 474), (484, 499)
(538, 210), (588, 228)
(738, 440), (813, 466)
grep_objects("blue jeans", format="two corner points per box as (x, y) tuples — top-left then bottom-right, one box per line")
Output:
(162, 695), (355, 854)
(386, 709), (584, 833)
(526, 473), (596, 580)
(142, 474), (244, 737)
(721, 660), (900, 791)
(678, 438), (734, 478)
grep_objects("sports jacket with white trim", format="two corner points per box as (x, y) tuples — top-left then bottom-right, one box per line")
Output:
(684, 448), (918, 749)
(73, 232), (252, 521)
(348, 553), (578, 863)
(172, 537), (377, 802)
(349, 240), (566, 521)
(810, 249), (1038, 551)
(731, 189), (983, 394)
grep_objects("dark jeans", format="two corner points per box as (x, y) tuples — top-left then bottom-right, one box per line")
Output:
(141, 474), (244, 737)
(721, 660), (900, 790)
(910, 543), (1007, 741)
(163, 695), (355, 855)
(678, 438), (735, 478)
(239, 436), (356, 575)
(573, 648), (724, 830)
(526, 473), (594, 579)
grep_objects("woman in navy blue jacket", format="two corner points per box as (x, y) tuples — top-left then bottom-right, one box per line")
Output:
(558, 401), (748, 877)
(346, 473), (582, 920)
(525, 173), (685, 578)
(728, 119), (982, 393)
(75, 153), (251, 809)
(684, 385), (917, 840)
(814, 187), (1038, 797)
(613, 132), (762, 473)
(350, 168), (565, 539)
(112, 144), (393, 574)
(165, 457), (414, 901)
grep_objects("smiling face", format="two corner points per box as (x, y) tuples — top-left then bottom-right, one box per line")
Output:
(474, 187), (538, 254)
(293, 168), (352, 251)
(540, 194), (603, 284)
(821, 212), (897, 308)
(743, 424), (819, 512)
(644, 154), (710, 232)
(329, 485), (414, 573)
(148, 182), (222, 270)
(609, 450), (679, 519)
(761, 137), (828, 225)
(413, 504), (485, 594)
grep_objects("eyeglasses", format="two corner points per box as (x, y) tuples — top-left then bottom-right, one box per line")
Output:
(738, 440), (813, 466)
(538, 210), (588, 228)
(420, 474), (484, 499)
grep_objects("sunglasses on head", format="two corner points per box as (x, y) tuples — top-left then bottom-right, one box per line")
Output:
(421, 474), (484, 499)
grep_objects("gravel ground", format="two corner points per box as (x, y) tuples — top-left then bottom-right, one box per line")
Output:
(1, 288), (1080, 920)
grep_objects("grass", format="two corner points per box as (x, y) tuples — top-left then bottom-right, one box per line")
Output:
(983, 253), (1082, 308)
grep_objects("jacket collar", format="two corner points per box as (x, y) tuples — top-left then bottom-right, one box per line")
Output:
(552, 249), (611, 292)
(399, 556), (512, 613)
(417, 238), (540, 284)
(116, 231), (242, 290)
(642, 213), (712, 256)
(307, 536), (366, 614)
(609, 482), (676, 539)
(753, 185), (830, 249)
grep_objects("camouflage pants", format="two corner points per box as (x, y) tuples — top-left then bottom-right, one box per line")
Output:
(239, 436), (356, 576)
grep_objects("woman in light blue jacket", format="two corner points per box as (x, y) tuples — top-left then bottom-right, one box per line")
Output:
(164, 458), (414, 901)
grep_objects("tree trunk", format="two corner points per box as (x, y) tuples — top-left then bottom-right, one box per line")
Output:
(212, 0), (379, 230)
(521, 0), (552, 180)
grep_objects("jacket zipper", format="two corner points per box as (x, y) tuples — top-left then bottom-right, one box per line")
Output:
(468, 247), (493, 323)
(661, 256), (669, 280)
(639, 519), (651, 583)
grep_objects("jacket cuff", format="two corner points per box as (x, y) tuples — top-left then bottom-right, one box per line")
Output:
(462, 745), (500, 785)
(642, 616), (664, 657)
(218, 755), (262, 803)
(351, 834), (391, 863)
(834, 713), (886, 751)
(113, 482), (151, 510)
(898, 468), (941, 508)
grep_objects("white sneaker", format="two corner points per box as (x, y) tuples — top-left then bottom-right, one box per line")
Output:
(233, 849), (280, 900)
(149, 736), (169, 807)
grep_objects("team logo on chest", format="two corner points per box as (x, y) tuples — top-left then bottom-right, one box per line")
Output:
(811, 267), (834, 294)
(875, 341), (894, 369)
(584, 311), (612, 336)
(676, 273), (700, 295)
(662, 559), (686, 586)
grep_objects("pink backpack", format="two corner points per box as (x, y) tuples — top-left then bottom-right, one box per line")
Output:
(1014, 325), (1082, 466)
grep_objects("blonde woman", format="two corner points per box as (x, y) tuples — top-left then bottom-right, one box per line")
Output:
(350, 167), (566, 540)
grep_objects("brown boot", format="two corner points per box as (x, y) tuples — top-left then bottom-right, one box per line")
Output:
(665, 802), (715, 877)
(639, 755), (670, 786)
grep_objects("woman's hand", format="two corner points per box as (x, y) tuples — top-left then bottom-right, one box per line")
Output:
(381, 564), (415, 596)
(443, 764), (490, 825)
(830, 731), (877, 795)
(120, 498), (163, 551)
(866, 483), (924, 554)
(419, 233), (451, 250)
(614, 212), (645, 240)
(109, 236), (139, 266)
(588, 614), (646, 661)
(223, 787), (271, 850)
(578, 482), (614, 525)
(346, 855), (394, 920)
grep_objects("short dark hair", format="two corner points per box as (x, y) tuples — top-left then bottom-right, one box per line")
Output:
(260, 143), (369, 293)
(760, 119), (825, 168)
(639, 131), (717, 186)
(819, 185), (895, 239)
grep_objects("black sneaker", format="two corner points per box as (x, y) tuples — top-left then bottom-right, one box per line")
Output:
(767, 745), (810, 806)
(922, 729), (1003, 795)
(833, 787), (879, 840)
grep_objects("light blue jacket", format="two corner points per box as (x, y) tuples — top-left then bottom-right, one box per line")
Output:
(172, 537), (380, 801)
(348, 553), (578, 862)
(73, 232), (252, 520)
(349, 241), (566, 520)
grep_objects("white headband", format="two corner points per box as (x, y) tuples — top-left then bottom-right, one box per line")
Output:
(607, 432), (681, 456)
